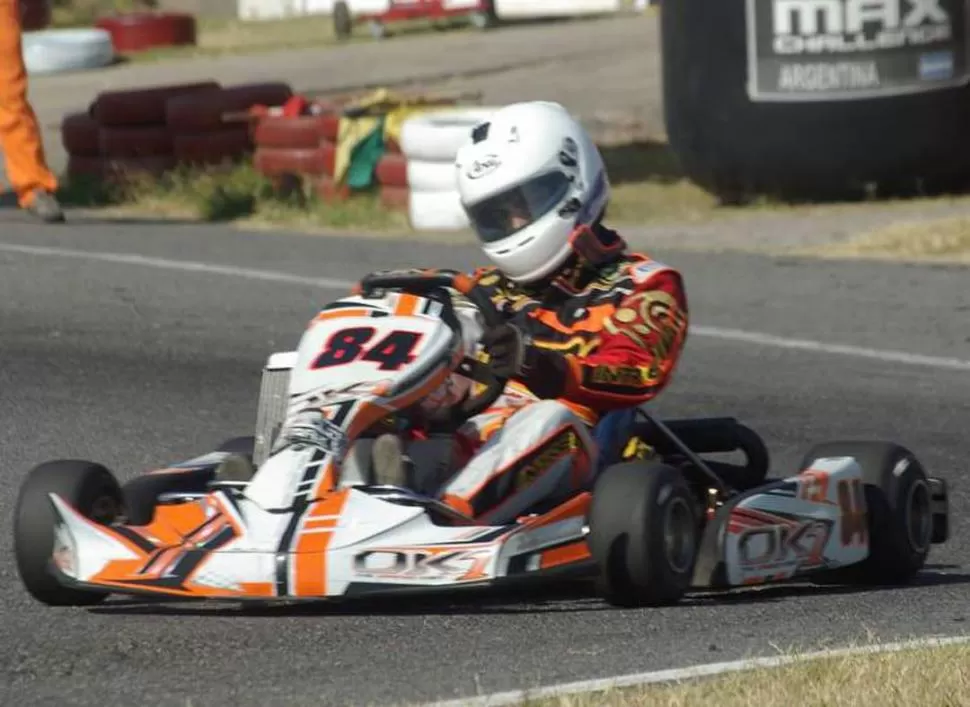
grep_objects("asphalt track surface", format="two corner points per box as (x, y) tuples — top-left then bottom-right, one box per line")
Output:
(1, 218), (969, 707)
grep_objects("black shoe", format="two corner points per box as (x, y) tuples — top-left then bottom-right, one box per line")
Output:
(371, 433), (410, 487)
(213, 454), (256, 483)
(26, 190), (65, 223)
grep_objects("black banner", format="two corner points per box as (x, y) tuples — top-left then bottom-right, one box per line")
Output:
(745, 0), (970, 101)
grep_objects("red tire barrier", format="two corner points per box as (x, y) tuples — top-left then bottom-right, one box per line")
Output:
(375, 153), (407, 188)
(379, 184), (410, 211)
(253, 114), (332, 150)
(166, 83), (293, 132)
(174, 128), (253, 166)
(318, 113), (341, 142)
(100, 125), (173, 158)
(61, 112), (101, 157)
(91, 82), (220, 127)
(254, 143), (335, 178)
(19, 0), (51, 31)
(67, 155), (177, 180)
(314, 176), (350, 202)
(95, 12), (197, 53)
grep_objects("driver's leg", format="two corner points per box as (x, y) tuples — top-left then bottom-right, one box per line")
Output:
(344, 433), (462, 495)
(439, 400), (597, 524)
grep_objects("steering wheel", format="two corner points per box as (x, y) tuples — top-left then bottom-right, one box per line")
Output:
(357, 269), (509, 421)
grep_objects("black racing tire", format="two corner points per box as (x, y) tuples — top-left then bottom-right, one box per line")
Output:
(333, 1), (352, 40)
(122, 467), (214, 525)
(217, 436), (255, 460)
(720, 422), (771, 491)
(14, 460), (124, 606)
(122, 436), (255, 524)
(649, 418), (771, 491)
(799, 441), (933, 585)
(587, 461), (699, 607)
(660, 0), (970, 202)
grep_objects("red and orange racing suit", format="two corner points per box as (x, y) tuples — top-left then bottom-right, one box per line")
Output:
(437, 224), (690, 522)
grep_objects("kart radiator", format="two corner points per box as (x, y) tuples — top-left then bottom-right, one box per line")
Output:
(253, 354), (293, 467)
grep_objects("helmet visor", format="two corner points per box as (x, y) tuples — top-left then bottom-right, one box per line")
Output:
(464, 171), (571, 244)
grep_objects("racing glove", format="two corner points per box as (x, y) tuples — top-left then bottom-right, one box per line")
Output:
(480, 323), (567, 399)
(480, 323), (527, 378)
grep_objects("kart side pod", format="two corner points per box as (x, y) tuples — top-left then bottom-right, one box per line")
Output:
(690, 443), (949, 590)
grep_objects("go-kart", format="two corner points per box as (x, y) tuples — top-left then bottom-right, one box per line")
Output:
(13, 270), (951, 608)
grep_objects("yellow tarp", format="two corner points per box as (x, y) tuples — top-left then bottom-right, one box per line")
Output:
(332, 88), (466, 184)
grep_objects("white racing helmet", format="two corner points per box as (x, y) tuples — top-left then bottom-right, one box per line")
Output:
(454, 101), (611, 283)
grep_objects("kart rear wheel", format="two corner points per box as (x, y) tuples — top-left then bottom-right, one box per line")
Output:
(587, 461), (699, 607)
(14, 460), (123, 606)
(800, 441), (933, 585)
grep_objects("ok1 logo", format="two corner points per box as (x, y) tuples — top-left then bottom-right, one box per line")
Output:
(312, 326), (423, 372)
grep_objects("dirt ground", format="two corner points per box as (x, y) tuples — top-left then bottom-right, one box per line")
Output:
(11, 13), (970, 258)
(24, 13), (661, 175)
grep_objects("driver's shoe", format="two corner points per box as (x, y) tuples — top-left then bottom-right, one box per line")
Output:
(214, 453), (256, 483)
(371, 433), (409, 487)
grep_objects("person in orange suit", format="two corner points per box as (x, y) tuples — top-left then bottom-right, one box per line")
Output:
(0, 0), (64, 222)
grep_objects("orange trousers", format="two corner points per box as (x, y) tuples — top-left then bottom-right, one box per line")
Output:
(0, 0), (58, 208)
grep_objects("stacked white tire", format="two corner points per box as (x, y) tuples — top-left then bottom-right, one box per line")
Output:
(378, 107), (498, 232)
(22, 29), (115, 76)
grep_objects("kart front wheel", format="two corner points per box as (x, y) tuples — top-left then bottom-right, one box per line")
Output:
(587, 461), (700, 607)
(14, 460), (124, 606)
(123, 435), (257, 525)
(800, 440), (934, 585)
(217, 435), (255, 461)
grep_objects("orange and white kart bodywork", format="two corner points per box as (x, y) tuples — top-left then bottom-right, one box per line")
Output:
(48, 464), (594, 602)
(22, 271), (953, 607)
(43, 280), (598, 603)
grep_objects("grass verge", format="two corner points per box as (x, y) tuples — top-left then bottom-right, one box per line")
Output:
(56, 139), (970, 244)
(49, 3), (487, 62)
(57, 161), (411, 235)
(526, 640), (970, 707)
(793, 216), (970, 263)
(52, 141), (743, 234)
(47, 2), (649, 62)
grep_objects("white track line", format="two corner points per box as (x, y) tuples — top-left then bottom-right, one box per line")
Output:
(691, 325), (970, 372)
(0, 242), (350, 290)
(422, 635), (970, 707)
(2, 241), (969, 372)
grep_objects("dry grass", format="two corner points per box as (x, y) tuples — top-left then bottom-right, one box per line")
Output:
(598, 139), (724, 223)
(597, 139), (970, 227)
(49, 1), (480, 61)
(56, 140), (970, 251)
(48, 2), (649, 63)
(54, 140), (738, 237)
(56, 160), (411, 233)
(794, 216), (970, 263)
(50, 0), (142, 28)
(528, 641), (970, 707)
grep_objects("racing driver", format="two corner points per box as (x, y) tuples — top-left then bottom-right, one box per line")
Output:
(366, 100), (691, 524)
